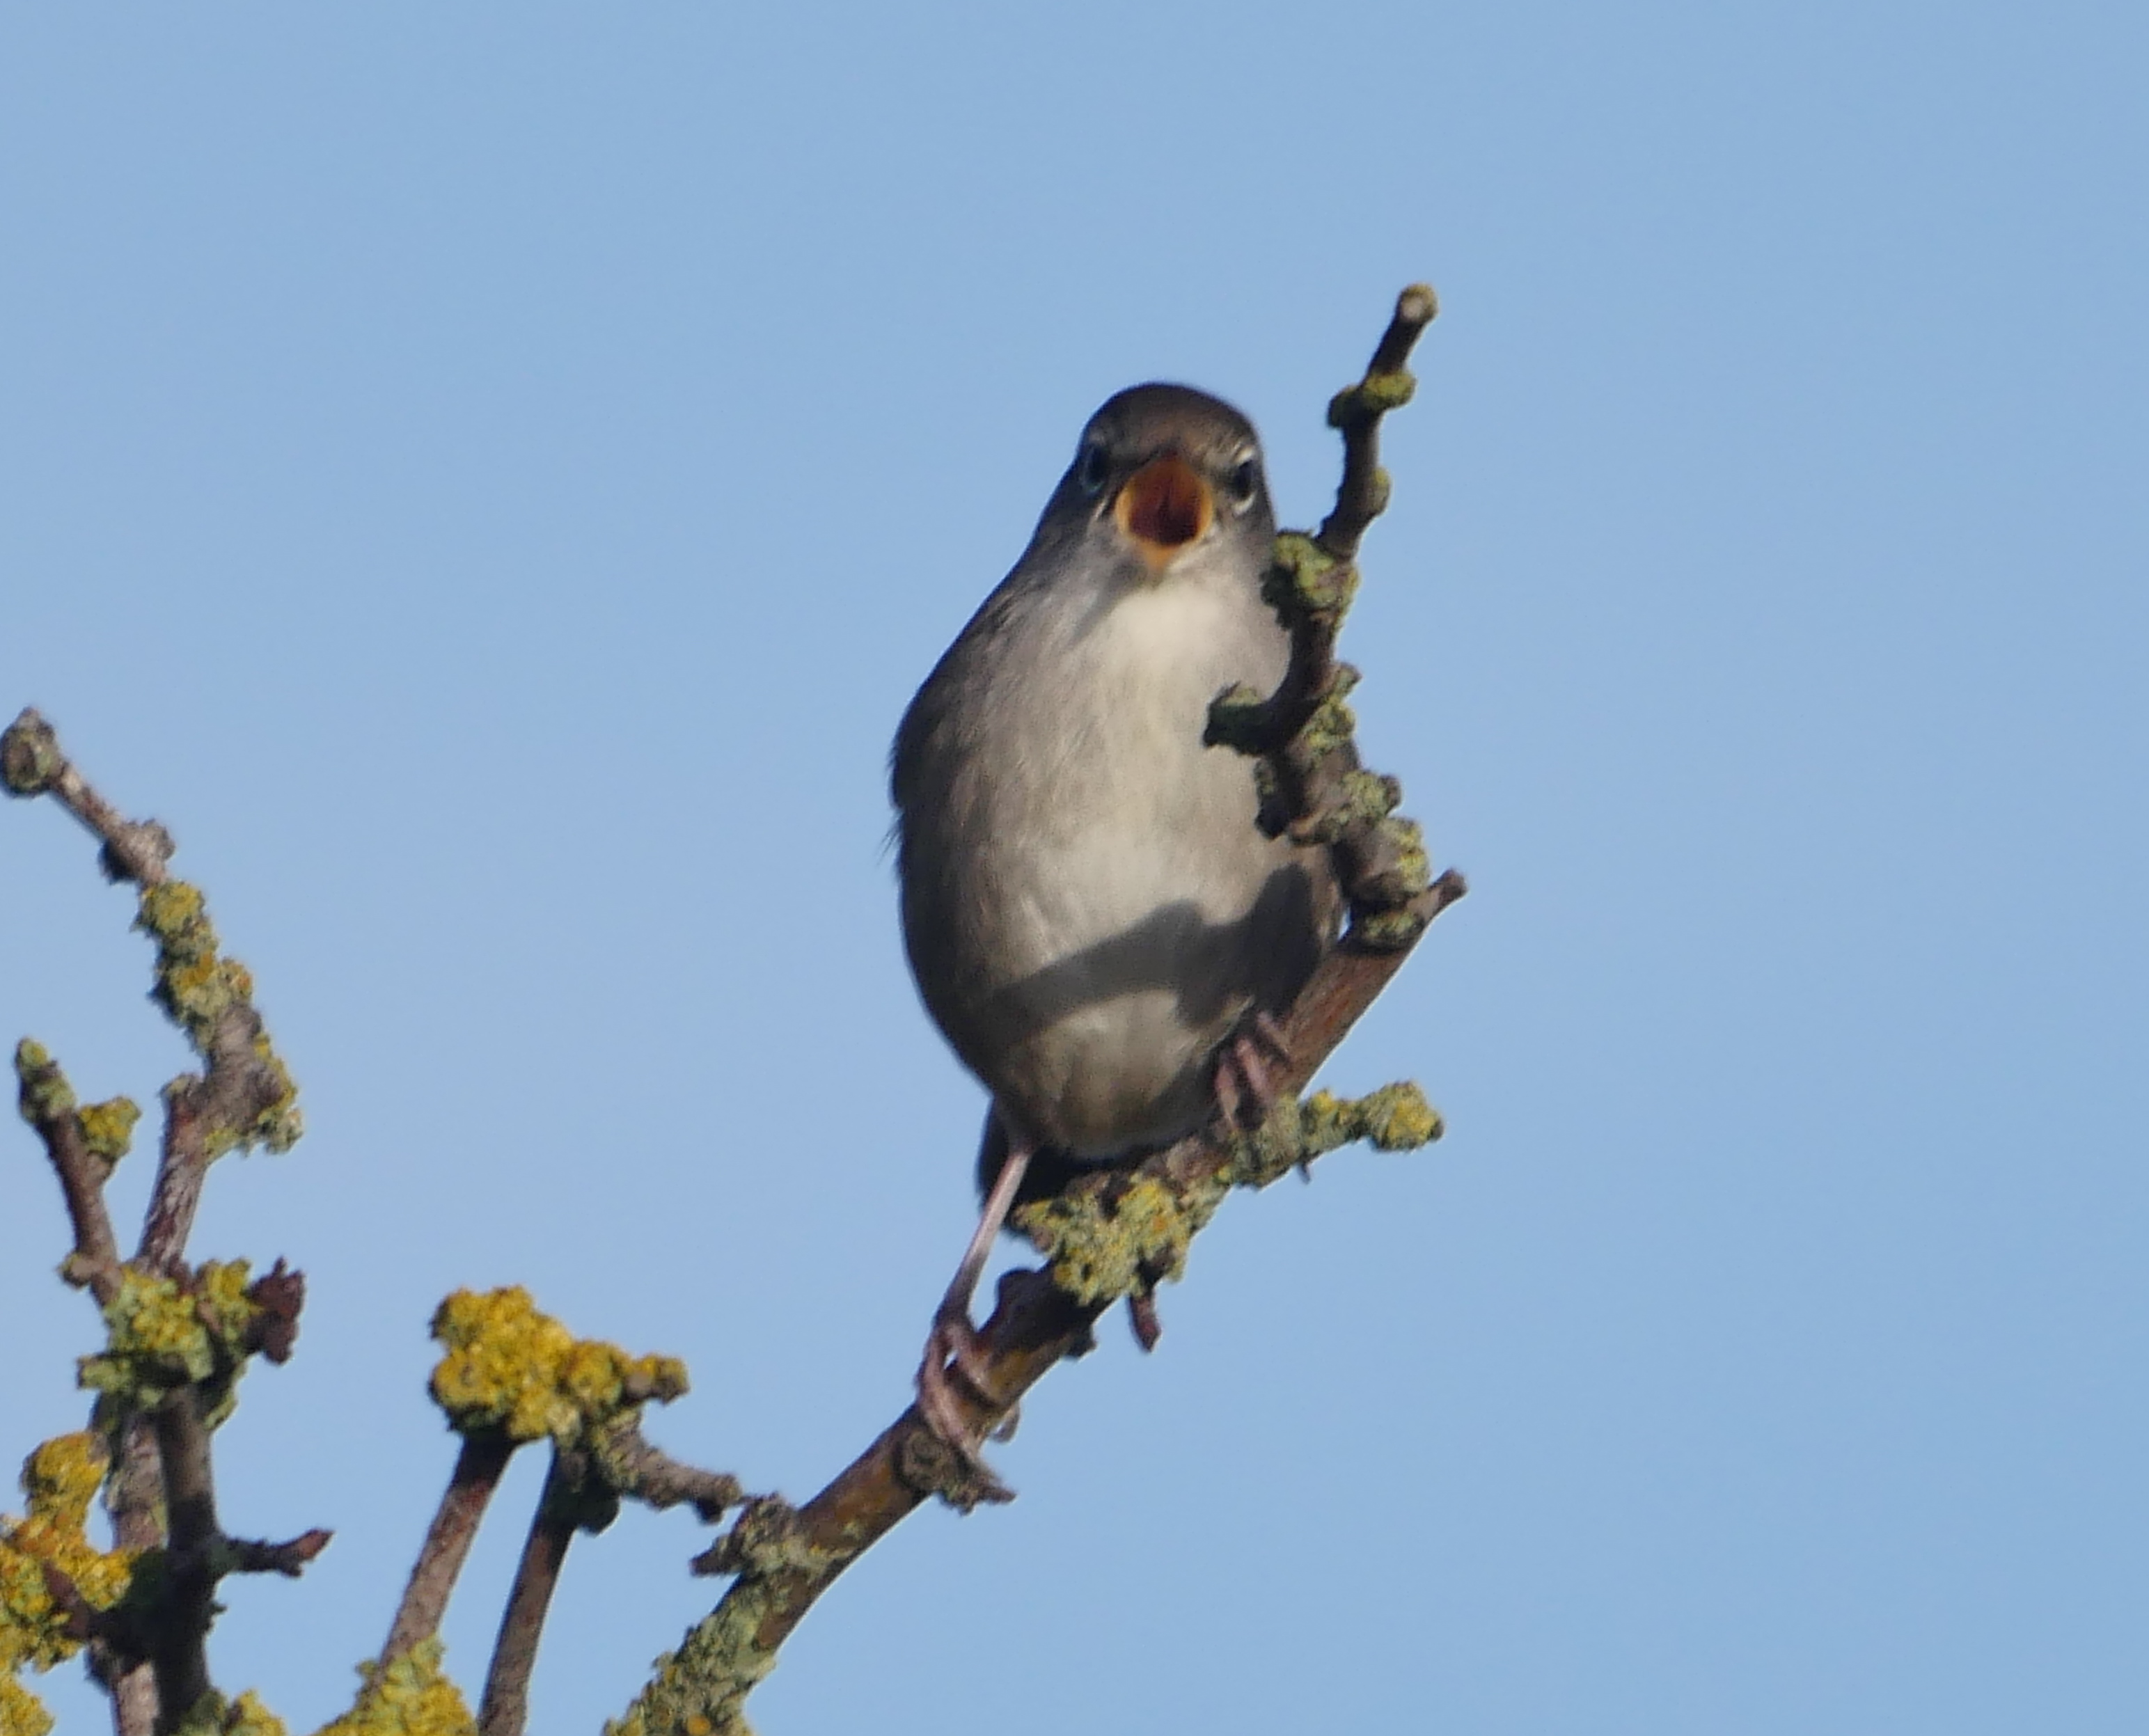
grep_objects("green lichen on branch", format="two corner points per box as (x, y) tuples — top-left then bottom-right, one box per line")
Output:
(79, 1262), (265, 1426)
(134, 881), (301, 1157)
(1266, 530), (1357, 619)
(10, 1043), (73, 1128)
(1, 1433), (139, 1721)
(1014, 1082), (1443, 1308)
(691, 1498), (826, 1581)
(1228, 1083), (1443, 1190)
(77, 1098), (141, 1164)
(1328, 368), (1418, 429)
(427, 1287), (688, 1454)
(0, 713), (61, 799)
(13, 1042), (136, 1172)
(1014, 1174), (1225, 1308)
(1349, 816), (1436, 951)
(606, 1586), (776, 1736)
(316, 1640), (476, 1736)
(1293, 663), (1363, 766)
(1294, 768), (1403, 847)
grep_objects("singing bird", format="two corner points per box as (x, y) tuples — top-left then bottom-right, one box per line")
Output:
(891, 384), (1340, 1466)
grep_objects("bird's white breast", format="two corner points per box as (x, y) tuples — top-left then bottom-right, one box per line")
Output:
(993, 576), (1281, 946)
(904, 558), (1303, 1152)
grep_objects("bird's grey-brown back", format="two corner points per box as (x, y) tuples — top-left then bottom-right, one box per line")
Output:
(893, 384), (1339, 1158)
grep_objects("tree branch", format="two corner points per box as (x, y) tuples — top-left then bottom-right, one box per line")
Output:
(597, 1420), (746, 1523)
(13, 1041), (125, 1306)
(6, 710), (308, 1736)
(101, 1421), (166, 1736)
(1, 708), (175, 886)
(381, 1430), (517, 1665)
(613, 282), (1461, 1736)
(615, 876), (1465, 1735)
(1204, 285), (1442, 941)
(4, 709), (299, 1275)
(217, 1530), (334, 1577)
(478, 1453), (587, 1736)
(1317, 282), (1438, 564)
(145, 1394), (220, 1729)
(136, 999), (288, 1275)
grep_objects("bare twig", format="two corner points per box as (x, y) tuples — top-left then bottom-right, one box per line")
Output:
(381, 1430), (518, 1664)
(1203, 286), (1442, 938)
(2, 708), (175, 886)
(478, 1453), (585, 1736)
(597, 1421), (746, 1523)
(138, 997), (293, 1274)
(12, 1043), (125, 1306)
(1317, 282), (1438, 563)
(220, 1529), (334, 1577)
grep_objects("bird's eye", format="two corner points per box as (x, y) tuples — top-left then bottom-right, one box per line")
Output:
(1228, 456), (1261, 510)
(1076, 441), (1110, 497)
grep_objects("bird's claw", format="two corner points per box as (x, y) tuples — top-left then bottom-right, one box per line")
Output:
(917, 1307), (1019, 1492)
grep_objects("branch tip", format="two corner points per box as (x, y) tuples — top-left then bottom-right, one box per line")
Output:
(2, 707), (61, 796)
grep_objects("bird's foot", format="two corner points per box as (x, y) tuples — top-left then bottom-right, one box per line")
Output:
(916, 1304), (1018, 1499)
(1211, 1011), (1293, 1133)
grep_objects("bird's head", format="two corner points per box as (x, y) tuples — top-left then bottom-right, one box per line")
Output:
(1055, 384), (1274, 581)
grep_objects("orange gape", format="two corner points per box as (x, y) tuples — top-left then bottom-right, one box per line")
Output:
(1116, 452), (1213, 556)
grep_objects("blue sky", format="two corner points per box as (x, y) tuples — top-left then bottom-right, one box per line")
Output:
(2, 3), (2144, 1732)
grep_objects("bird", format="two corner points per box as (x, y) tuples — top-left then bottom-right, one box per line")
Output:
(890, 382), (1341, 1473)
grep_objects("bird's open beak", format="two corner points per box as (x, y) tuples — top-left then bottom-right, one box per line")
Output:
(1114, 452), (1213, 573)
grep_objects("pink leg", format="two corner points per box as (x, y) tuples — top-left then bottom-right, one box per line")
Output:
(1212, 1010), (1294, 1133)
(917, 1135), (1032, 1490)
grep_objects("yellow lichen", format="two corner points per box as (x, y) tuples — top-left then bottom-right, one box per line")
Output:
(222, 1691), (290, 1735)
(1325, 366), (1417, 428)
(168, 1689), (292, 1736)
(313, 1641), (476, 1736)
(0, 1434), (136, 1680)
(79, 1262), (263, 1426)
(607, 1588), (776, 1736)
(76, 1097), (141, 1164)
(134, 881), (303, 1157)
(1014, 1175), (1215, 1307)
(427, 1288), (688, 1451)
(1229, 1084), (1443, 1190)
(10, 1043), (73, 1127)
(0, 1672), (53, 1736)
